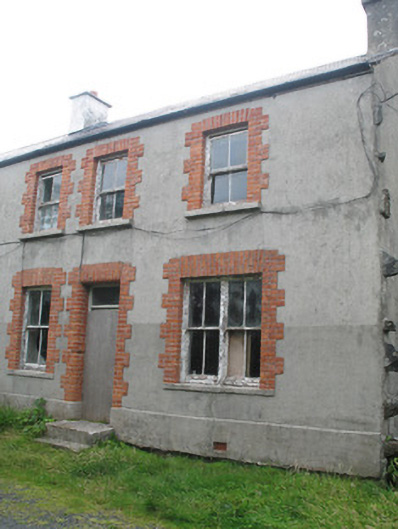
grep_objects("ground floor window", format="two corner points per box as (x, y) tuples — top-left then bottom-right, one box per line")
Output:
(23, 288), (51, 367)
(183, 277), (262, 385)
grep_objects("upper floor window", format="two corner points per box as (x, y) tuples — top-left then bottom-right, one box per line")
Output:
(36, 172), (62, 230)
(23, 288), (51, 367)
(208, 130), (248, 204)
(184, 277), (261, 385)
(20, 155), (76, 235)
(182, 108), (269, 211)
(96, 156), (127, 221)
(78, 138), (143, 228)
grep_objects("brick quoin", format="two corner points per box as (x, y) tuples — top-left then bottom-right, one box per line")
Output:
(76, 138), (144, 226)
(62, 262), (135, 407)
(160, 250), (285, 390)
(182, 108), (269, 210)
(20, 155), (76, 233)
(6, 268), (67, 372)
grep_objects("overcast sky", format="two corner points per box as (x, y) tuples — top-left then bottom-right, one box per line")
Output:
(0, 0), (367, 155)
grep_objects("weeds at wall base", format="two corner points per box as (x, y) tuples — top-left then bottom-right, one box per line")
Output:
(386, 456), (398, 488)
(0, 399), (53, 437)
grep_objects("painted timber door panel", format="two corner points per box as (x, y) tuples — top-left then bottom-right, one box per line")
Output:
(82, 309), (118, 422)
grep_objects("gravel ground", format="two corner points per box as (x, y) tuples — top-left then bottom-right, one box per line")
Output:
(0, 485), (160, 529)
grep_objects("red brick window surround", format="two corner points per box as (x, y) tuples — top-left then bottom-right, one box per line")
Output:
(182, 108), (269, 210)
(160, 250), (285, 391)
(6, 268), (66, 373)
(77, 138), (144, 227)
(20, 155), (76, 234)
(62, 262), (135, 407)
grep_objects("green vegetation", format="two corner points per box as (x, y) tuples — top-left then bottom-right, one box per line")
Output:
(387, 456), (398, 488)
(0, 398), (52, 436)
(1, 406), (398, 528)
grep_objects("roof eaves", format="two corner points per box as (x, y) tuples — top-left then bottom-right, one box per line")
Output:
(0, 56), (371, 168)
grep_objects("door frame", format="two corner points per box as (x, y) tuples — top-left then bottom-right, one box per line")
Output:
(62, 262), (136, 408)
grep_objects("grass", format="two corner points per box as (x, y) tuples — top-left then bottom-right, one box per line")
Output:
(0, 405), (21, 432)
(1, 409), (398, 528)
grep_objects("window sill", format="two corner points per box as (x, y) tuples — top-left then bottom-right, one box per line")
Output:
(8, 369), (54, 380)
(77, 218), (133, 233)
(185, 201), (261, 219)
(19, 228), (64, 241)
(164, 383), (274, 397)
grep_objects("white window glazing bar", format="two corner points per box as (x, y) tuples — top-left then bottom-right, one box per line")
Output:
(37, 291), (44, 364)
(181, 282), (190, 380)
(201, 283), (206, 374)
(201, 330), (206, 375)
(218, 280), (228, 383)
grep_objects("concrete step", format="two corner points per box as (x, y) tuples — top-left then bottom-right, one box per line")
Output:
(37, 420), (114, 451)
(36, 437), (90, 452)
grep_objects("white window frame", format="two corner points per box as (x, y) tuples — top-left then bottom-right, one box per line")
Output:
(181, 276), (261, 387)
(35, 171), (62, 231)
(94, 154), (128, 222)
(204, 129), (248, 207)
(22, 288), (52, 369)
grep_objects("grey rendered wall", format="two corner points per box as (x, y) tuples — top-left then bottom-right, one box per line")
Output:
(0, 71), (383, 476)
(111, 73), (383, 477)
(372, 53), (398, 439)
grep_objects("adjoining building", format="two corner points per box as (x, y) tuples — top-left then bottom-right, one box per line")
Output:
(1, 0), (398, 477)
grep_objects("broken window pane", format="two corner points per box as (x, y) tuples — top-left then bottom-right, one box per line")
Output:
(227, 331), (245, 377)
(230, 131), (247, 166)
(189, 330), (204, 374)
(204, 330), (219, 375)
(41, 290), (51, 325)
(26, 329), (40, 364)
(42, 177), (53, 203)
(204, 282), (220, 326)
(28, 291), (41, 325)
(246, 330), (261, 377)
(52, 174), (62, 201)
(39, 329), (48, 365)
(246, 279), (262, 327)
(189, 282), (203, 327)
(228, 281), (244, 327)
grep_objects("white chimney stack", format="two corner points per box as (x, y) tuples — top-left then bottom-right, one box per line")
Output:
(69, 91), (111, 134)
